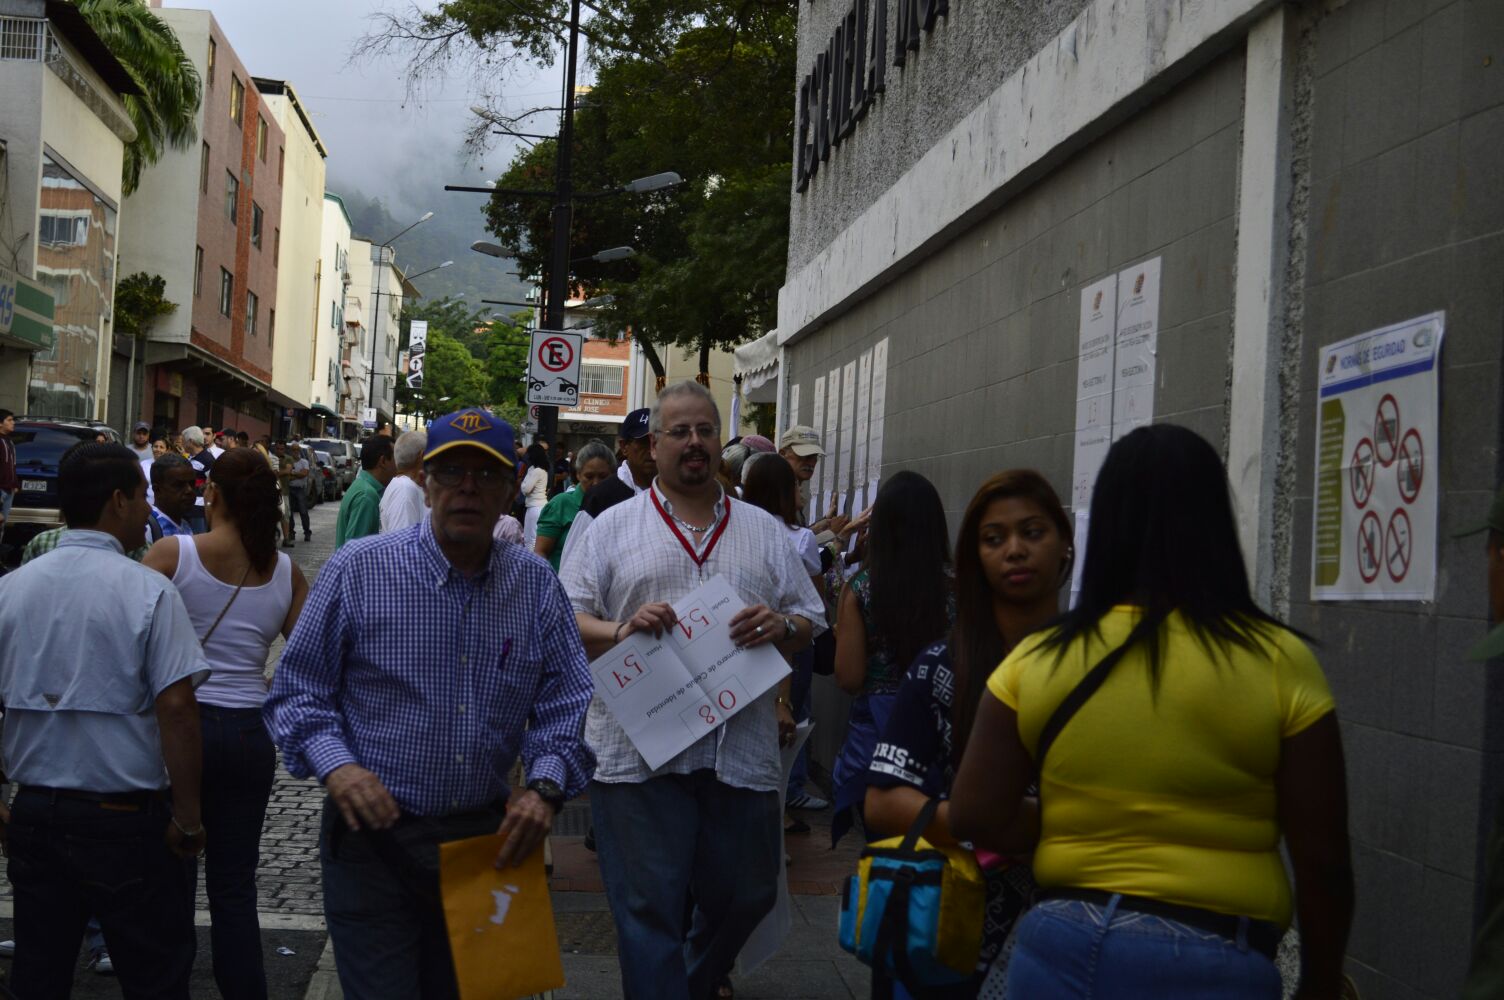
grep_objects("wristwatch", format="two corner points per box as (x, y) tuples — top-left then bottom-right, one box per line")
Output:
(782, 615), (798, 640)
(527, 778), (567, 811)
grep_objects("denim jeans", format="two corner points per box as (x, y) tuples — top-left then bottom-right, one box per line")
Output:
(785, 650), (814, 801)
(287, 487), (310, 534)
(321, 798), (504, 1000)
(192, 704), (277, 1000)
(1007, 897), (1282, 999)
(7, 787), (196, 1000)
(591, 772), (781, 1000)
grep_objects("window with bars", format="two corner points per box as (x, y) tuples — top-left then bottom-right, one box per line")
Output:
(0, 17), (45, 61)
(246, 290), (258, 335)
(225, 170), (238, 223)
(251, 202), (263, 248)
(579, 364), (624, 396)
(207, 37), (216, 87)
(219, 269), (233, 317)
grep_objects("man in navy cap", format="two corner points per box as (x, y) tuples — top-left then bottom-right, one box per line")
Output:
(615, 407), (656, 495)
(266, 408), (595, 998)
(1462, 486), (1504, 997)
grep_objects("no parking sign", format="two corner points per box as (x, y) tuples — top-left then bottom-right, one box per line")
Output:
(526, 329), (583, 407)
(1312, 312), (1444, 601)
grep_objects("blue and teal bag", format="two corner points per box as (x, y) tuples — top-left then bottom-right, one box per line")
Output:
(837, 797), (984, 995)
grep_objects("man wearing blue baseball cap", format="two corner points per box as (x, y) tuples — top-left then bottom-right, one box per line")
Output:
(266, 408), (595, 998)
(615, 407), (656, 495)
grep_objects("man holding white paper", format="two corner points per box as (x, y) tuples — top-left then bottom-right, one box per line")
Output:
(561, 381), (825, 1000)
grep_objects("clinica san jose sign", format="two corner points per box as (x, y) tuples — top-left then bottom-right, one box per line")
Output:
(796, 0), (950, 193)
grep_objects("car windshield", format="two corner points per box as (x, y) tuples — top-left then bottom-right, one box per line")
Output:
(305, 439), (343, 454)
(13, 426), (99, 470)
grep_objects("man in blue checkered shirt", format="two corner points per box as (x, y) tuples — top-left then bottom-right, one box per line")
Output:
(265, 409), (595, 999)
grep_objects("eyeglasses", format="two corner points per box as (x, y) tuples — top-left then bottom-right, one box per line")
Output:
(428, 464), (510, 490)
(661, 424), (719, 442)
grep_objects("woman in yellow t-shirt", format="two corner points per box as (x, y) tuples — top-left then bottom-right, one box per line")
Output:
(950, 424), (1354, 1000)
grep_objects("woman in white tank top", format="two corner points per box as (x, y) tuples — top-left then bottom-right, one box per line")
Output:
(520, 442), (551, 548)
(144, 448), (308, 1000)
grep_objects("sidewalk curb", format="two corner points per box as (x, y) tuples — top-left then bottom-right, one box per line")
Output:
(302, 936), (340, 1000)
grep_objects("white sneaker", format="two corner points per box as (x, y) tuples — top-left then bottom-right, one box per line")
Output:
(88, 949), (114, 975)
(787, 792), (830, 810)
(0, 939), (13, 957)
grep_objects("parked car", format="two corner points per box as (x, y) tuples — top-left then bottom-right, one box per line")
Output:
(312, 449), (339, 502)
(2, 417), (120, 566)
(303, 437), (356, 489)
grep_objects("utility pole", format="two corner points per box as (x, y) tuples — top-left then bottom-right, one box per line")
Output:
(537, 0), (582, 448)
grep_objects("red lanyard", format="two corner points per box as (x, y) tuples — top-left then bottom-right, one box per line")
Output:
(650, 489), (730, 568)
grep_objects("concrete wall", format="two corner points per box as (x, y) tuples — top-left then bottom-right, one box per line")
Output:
(1283, 1), (1504, 996)
(116, 9), (206, 344)
(314, 195), (352, 417)
(780, 0), (1504, 995)
(788, 0), (1090, 270)
(261, 88), (326, 409)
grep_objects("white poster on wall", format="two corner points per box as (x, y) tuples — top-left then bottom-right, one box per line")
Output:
(839, 361), (857, 515)
(822, 367), (841, 520)
(1311, 312), (1443, 602)
(1070, 275), (1118, 597)
(868, 339), (889, 495)
(787, 383), (800, 434)
(1111, 257), (1162, 441)
(809, 376), (826, 523)
(854, 349), (873, 491)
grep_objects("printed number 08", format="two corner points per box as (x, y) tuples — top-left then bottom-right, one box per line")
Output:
(697, 691), (738, 726)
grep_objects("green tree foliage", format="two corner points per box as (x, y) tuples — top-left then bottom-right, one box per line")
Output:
(364, 1), (795, 354)
(483, 315), (533, 410)
(112, 271), (176, 338)
(73, 0), (203, 195)
(418, 332), (489, 414)
(395, 296), (534, 419)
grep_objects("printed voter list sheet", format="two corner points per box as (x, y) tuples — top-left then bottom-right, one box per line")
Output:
(588, 574), (791, 770)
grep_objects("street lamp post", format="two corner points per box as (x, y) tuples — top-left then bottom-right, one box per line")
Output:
(366, 212), (436, 432)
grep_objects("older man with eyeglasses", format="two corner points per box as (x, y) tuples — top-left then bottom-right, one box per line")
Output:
(265, 409), (595, 999)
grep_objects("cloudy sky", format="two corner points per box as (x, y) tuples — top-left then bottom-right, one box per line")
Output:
(165, 0), (581, 217)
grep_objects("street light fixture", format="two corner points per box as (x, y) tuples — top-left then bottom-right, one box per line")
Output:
(407, 260), (454, 280)
(471, 240), (508, 258)
(574, 246), (635, 264)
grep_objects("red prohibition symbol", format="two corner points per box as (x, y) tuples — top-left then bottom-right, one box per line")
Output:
(1374, 393), (1401, 467)
(1386, 508), (1413, 583)
(1357, 510), (1382, 584)
(1350, 437), (1376, 509)
(1396, 428), (1423, 504)
(538, 336), (574, 373)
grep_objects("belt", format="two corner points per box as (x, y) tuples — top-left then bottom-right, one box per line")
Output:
(1045, 888), (1281, 960)
(17, 786), (168, 810)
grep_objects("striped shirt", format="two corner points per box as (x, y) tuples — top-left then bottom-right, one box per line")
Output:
(264, 521), (596, 815)
(560, 482), (826, 791)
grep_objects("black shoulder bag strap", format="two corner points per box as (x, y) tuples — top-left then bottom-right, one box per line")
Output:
(1034, 640), (1137, 769)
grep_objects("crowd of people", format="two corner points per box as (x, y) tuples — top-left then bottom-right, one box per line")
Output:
(4, 381), (1504, 1000)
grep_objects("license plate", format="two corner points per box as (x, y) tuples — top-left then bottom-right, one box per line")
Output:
(21, 479), (46, 492)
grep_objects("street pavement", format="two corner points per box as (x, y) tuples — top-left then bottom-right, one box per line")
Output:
(0, 497), (873, 998)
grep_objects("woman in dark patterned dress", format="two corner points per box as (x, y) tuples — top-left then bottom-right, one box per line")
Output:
(863, 470), (1073, 998)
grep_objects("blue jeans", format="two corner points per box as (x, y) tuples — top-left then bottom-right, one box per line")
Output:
(321, 798), (504, 999)
(1008, 897), (1281, 999)
(192, 704), (277, 1000)
(7, 787), (196, 999)
(591, 773), (781, 1000)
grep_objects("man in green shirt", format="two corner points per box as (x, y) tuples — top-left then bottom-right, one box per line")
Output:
(336, 435), (395, 548)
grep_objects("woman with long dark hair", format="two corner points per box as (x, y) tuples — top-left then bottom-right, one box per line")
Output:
(950, 425), (1353, 999)
(829, 470), (953, 844)
(519, 442), (551, 548)
(864, 470), (1071, 997)
(143, 448), (310, 1000)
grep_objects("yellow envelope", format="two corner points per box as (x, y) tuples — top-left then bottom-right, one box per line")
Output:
(439, 833), (565, 1000)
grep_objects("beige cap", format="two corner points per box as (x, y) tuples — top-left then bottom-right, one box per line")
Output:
(779, 425), (824, 457)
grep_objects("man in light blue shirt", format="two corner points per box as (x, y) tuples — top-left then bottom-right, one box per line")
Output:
(0, 442), (208, 998)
